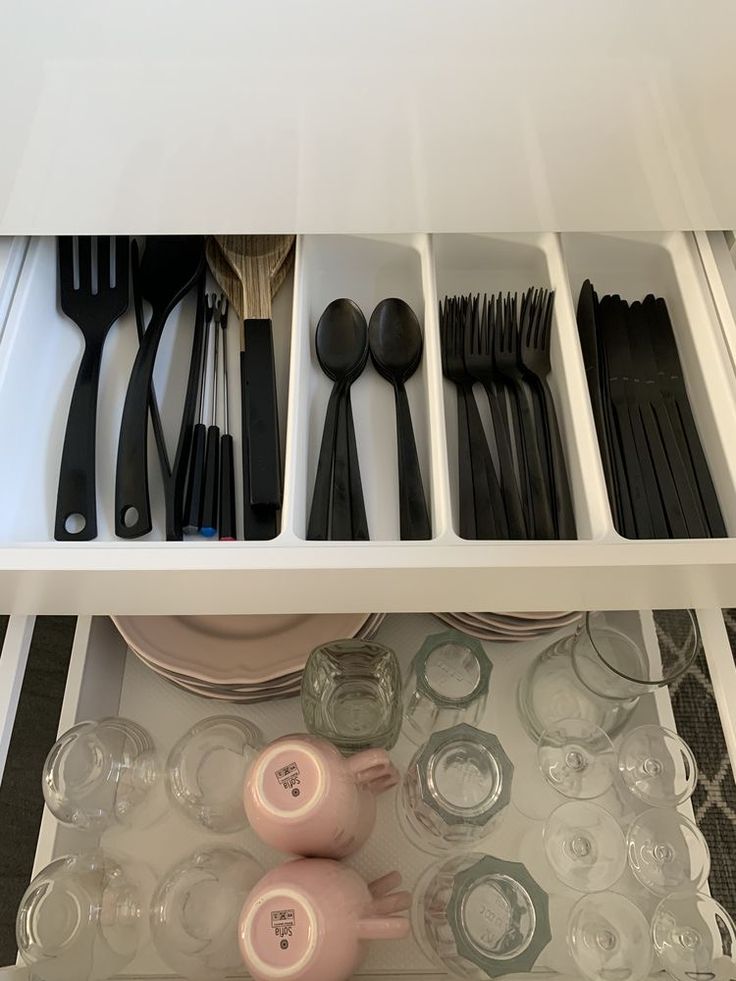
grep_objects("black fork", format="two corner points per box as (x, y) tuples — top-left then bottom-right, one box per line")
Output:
(518, 289), (576, 539)
(493, 293), (555, 539)
(55, 236), (129, 540)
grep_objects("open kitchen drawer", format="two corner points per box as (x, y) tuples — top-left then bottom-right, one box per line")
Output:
(1, 608), (735, 980)
(1, 232), (736, 613)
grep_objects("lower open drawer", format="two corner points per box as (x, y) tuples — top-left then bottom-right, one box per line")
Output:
(2, 232), (736, 613)
(3, 610), (733, 980)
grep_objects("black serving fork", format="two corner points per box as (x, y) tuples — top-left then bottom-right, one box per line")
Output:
(518, 289), (576, 539)
(55, 236), (129, 541)
(464, 295), (527, 538)
(441, 298), (504, 539)
(493, 293), (555, 539)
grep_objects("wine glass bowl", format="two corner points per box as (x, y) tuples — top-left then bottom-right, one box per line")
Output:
(618, 725), (698, 807)
(537, 719), (616, 800)
(543, 801), (627, 893)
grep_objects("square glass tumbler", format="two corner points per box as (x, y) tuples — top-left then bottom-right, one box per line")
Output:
(301, 639), (402, 753)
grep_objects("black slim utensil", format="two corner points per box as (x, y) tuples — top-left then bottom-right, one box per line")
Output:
(369, 298), (431, 541)
(182, 294), (214, 534)
(217, 298), (237, 541)
(464, 295), (526, 539)
(55, 236), (129, 541)
(200, 295), (222, 538)
(519, 288), (576, 539)
(646, 295), (727, 537)
(115, 236), (205, 538)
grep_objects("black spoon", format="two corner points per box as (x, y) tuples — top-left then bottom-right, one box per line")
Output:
(115, 236), (205, 538)
(369, 298), (431, 540)
(307, 298), (368, 540)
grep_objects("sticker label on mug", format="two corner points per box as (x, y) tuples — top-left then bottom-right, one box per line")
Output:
(271, 908), (295, 941)
(275, 761), (301, 794)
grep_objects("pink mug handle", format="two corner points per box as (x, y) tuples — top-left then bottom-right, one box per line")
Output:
(357, 915), (410, 941)
(347, 749), (398, 791)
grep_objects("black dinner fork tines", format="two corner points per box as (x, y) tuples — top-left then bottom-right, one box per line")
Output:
(493, 292), (556, 539)
(464, 295), (527, 539)
(55, 236), (129, 541)
(518, 288), (576, 539)
(440, 297), (504, 539)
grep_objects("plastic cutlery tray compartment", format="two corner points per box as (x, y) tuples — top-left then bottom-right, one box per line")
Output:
(1, 232), (736, 613)
(15, 609), (721, 981)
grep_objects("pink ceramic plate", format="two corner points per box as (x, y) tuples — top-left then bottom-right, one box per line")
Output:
(111, 613), (373, 685)
(436, 614), (543, 641)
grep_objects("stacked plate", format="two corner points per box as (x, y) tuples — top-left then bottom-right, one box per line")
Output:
(111, 613), (385, 703)
(436, 611), (581, 641)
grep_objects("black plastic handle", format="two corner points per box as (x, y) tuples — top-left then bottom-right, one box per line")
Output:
(243, 318), (282, 508)
(539, 379), (576, 539)
(331, 388), (352, 540)
(483, 382), (527, 539)
(668, 396), (727, 537)
(307, 381), (342, 540)
(515, 380), (555, 539)
(346, 388), (369, 541)
(639, 403), (694, 538)
(239, 352), (279, 541)
(394, 381), (430, 540)
(54, 338), (104, 541)
(455, 386), (476, 540)
(182, 422), (207, 534)
(115, 305), (175, 538)
(200, 425), (220, 537)
(219, 434), (237, 541)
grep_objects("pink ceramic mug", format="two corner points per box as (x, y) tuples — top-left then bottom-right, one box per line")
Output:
(243, 734), (398, 858)
(239, 858), (410, 981)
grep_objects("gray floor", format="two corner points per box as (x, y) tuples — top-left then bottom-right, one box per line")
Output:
(0, 614), (734, 966)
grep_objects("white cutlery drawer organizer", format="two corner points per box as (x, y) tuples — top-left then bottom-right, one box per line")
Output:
(2, 609), (735, 981)
(1, 232), (736, 614)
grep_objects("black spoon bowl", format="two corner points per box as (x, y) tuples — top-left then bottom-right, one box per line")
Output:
(369, 298), (431, 540)
(307, 299), (369, 540)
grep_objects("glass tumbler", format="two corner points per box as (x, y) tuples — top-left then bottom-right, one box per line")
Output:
(517, 610), (699, 741)
(652, 891), (736, 981)
(42, 717), (162, 831)
(301, 639), (402, 752)
(414, 852), (551, 978)
(166, 715), (263, 832)
(16, 849), (152, 981)
(402, 629), (492, 745)
(399, 723), (513, 853)
(150, 845), (263, 981)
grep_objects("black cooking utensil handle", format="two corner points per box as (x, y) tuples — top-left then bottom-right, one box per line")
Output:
(516, 381), (555, 539)
(464, 386), (505, 539)
(243, 318), (282, 508)
(539, 379), (576, 539)
(219, 434), (237, 541)
(307, 381), (342, 541)
(183, 423), (207, 534)
(54, 338), (104, 541)
(394, 381), (431, 540)
(346, 389), (369, 540)
(200, 425), (220, 537)
(115, 306), (171, 538)
(484, 383), (526, 539)
(240, 353), (278, 541)
(455, 386), (477, 540)
(331, 388), (352, 540)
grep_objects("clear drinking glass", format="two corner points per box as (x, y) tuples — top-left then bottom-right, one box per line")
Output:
(16, 850), (153, 981)
(517, 610), (699, 741)
(543, 801), (626, 893)
(398, 723), (513, 853)
(618, 724), (698, 807)
(402, 630), (492, 745)
(567, 893), (653, 981)
(166, 715), (263, 832)
(301, 639), (402, 752)
(626, 807), (710, 896)
(150, 846), (263, 981)
(537, 719), (616, 800)
(652, 892), (736, 981)
(413, 852), (551, 979)
(42, 717), (162, 831)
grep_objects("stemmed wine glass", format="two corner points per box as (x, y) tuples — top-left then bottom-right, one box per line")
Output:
(626, 808), (710, 896)
(618, 724), (698, 807)
(543, 801), (626, 893)
(568, 892), (653, 981)
(538, 718), (616, 800)
(652, 892), (736, 981)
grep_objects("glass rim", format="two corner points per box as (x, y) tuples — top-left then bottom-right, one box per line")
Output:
(584, 610), (699, 686)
